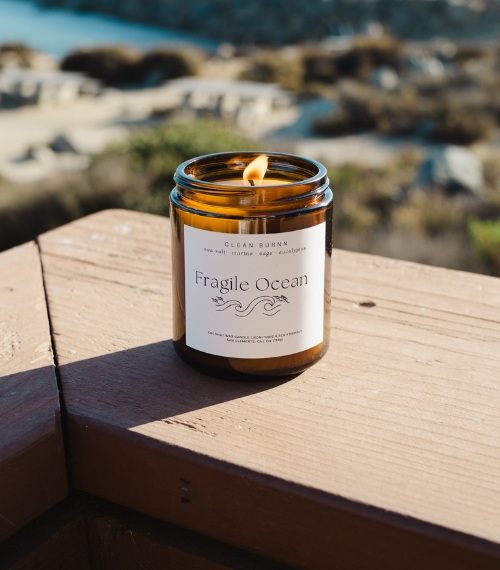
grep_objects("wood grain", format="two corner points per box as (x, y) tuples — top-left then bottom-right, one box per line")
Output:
(38, 209), (500, 569)
(0, 242), (67, 543)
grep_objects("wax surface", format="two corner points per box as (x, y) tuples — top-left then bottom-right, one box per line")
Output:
(218, 178), (285, 187)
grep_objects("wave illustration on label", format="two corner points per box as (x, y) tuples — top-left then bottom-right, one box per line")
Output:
(212, 295), (289, 317)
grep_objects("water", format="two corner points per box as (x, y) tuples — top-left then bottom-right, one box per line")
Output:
(0, 0), (217, 58)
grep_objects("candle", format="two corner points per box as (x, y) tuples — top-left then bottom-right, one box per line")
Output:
(171, 152), (333, 380)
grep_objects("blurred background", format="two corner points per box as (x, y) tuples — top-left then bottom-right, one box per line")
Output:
(1, 0), (500, 275)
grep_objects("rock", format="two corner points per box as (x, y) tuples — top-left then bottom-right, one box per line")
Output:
(363, 21), (385, 37)
(50, 134), (78, 154)
(371, 66), (399, 91)
(216, 43), (236, 60)
(416, 146), (484, 197)
(407, 55), (446, 77)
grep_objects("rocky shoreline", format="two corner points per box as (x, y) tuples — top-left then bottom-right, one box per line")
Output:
(35, 0), (500, 44)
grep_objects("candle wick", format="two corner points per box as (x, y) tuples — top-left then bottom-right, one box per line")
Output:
(248, 179), (255, 186)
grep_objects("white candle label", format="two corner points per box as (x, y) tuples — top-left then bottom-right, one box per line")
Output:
(184, 223), (326, 358)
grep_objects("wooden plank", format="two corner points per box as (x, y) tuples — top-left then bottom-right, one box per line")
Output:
(0, 242), (67, 543)
(38, 209), (500, 569)
(1, 492), (285, 570)
(77, 492), (292, 570)
(0, 502), (90, 570)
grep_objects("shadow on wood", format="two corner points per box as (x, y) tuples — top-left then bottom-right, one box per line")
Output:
(59, 339), (290, 424)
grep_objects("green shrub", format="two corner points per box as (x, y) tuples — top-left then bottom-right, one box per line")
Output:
(370, 88), (424, 135)
(328, 150), (419, 200)
(335, 35), (403, 79)
(337, 198), (378, 231)
(314, 109), (360, 135)
(415, 76), (464, 98)
(453, 44), (489, 65)
(486, 98), (500, 126)
(240, 50), (303, 91)
(327, 164), (365, 192)
(61, 46), (141, 85)
(302, 35), (402, 86)
(313, 83), (421, 136)
(483, 156), (500, 194)
(392, 192), (467, 236)
(328, 152), (420, 233)
(431, 107), (494, 145)
(313, 79), (496, 144)
(313, 82), (378, 135)
(61, 46), (203, 86)
(468, 218), (500, 275)
(303, 49), (338, 84)
(137, 47), (204, 85)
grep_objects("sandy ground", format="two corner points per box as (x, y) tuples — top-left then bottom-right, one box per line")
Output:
(0, 86), (184, 182)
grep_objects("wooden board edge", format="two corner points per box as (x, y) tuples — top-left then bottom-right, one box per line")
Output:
(66, 415), (500, 570)
(0, 429), (68, 544)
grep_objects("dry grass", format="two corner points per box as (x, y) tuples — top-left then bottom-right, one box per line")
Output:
(240, 49), (303, 91)
(314, 81), (496, 144)
(431, 105), (495, 145)
(392, 192), (467, 236)
(0, 43), (35, 68)
(452, 44), (489, 65)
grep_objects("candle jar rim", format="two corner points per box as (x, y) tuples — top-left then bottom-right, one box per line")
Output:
(174, 151), (328, 192)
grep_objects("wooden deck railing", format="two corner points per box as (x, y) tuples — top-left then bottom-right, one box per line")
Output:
(1, 209), (500, 569)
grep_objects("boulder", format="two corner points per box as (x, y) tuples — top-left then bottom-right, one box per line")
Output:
(407, 55), (446, 77)
(416, 146), (484, 197)
(50, 134), (78, 154)
(371, 66), (399, 91)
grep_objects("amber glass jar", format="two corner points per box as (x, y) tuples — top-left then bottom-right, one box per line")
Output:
(170, 151), (332, 380)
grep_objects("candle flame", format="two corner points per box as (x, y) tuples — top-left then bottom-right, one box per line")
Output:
(243, 155), (268, 186)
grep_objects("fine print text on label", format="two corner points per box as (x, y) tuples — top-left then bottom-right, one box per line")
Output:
(184, 224), (326, 359)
